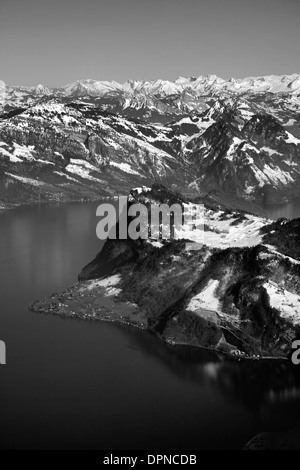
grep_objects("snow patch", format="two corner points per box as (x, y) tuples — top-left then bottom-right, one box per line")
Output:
(132, 186), (152, 194)
(285, 132), (300, 145)
(264, 281), (300, 325)
(187, 279), (220, 313)
(147, 239), (164, 248)
(5, 172), (45, 186)
(226, 137), (244, 161)
(110, 161), (140, 175)
(261, 146), (282, 156)
(66, 159), (104, 182)
(82, 274), (122, 296)
(0, 147), (22, 162)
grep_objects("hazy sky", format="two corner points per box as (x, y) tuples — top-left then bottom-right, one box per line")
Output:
(0, 0), (299, 86)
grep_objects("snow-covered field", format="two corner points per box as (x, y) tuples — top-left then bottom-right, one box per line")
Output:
(187, 279), (220, 313)
(176, 208), (266, 248)
(264, 281), (300, 325)
(65, 158), (104, 182)
(5, 172), (45, 186)
(109, 161), (140, 175)
(0, 141), (55, 165)
(81, 274), (122, 297)
(285, 132), (300, 145)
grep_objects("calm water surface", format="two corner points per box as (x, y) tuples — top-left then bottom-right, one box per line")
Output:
(264, 198), (300, 220)
(0, 201), (300, 450)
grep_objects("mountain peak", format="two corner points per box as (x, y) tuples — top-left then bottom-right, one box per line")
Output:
(35, 84), (51, 95)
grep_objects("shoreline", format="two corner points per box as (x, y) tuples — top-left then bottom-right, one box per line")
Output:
(1, 190), (300, 217)
(0, 193), (124, 213)
(29, 279), (288, 362)
(24, 184), (300, 362)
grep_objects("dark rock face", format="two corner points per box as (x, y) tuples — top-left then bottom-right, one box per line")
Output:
(243, 114), (287, 142)
(262, 218), (300, 260)
(79, 183), (187, 280)
(79, 238), (141, 281)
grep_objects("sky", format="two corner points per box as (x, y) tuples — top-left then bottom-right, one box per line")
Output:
(0, 0), (299, 87)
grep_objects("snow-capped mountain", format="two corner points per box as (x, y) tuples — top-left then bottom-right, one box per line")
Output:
(186, 104), (300, 203)
(4, 73), (300, 121)
(1, 73), (300, 209)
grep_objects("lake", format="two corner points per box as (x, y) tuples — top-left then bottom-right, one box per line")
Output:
(264, 198), (300, 220)
(0, 201), (300, 450)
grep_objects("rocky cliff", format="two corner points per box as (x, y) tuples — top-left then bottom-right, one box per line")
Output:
(30, 184), (300, 358)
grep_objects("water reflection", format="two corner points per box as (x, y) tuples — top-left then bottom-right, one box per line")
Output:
(114, 324), (300, 413)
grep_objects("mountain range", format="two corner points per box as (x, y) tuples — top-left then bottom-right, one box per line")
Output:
(14, 74), (300, 358)
(1, 73), (300, 211)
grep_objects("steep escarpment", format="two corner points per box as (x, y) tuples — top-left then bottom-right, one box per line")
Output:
(30, 185), (300, 358)
(30, 236), (300, 358)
